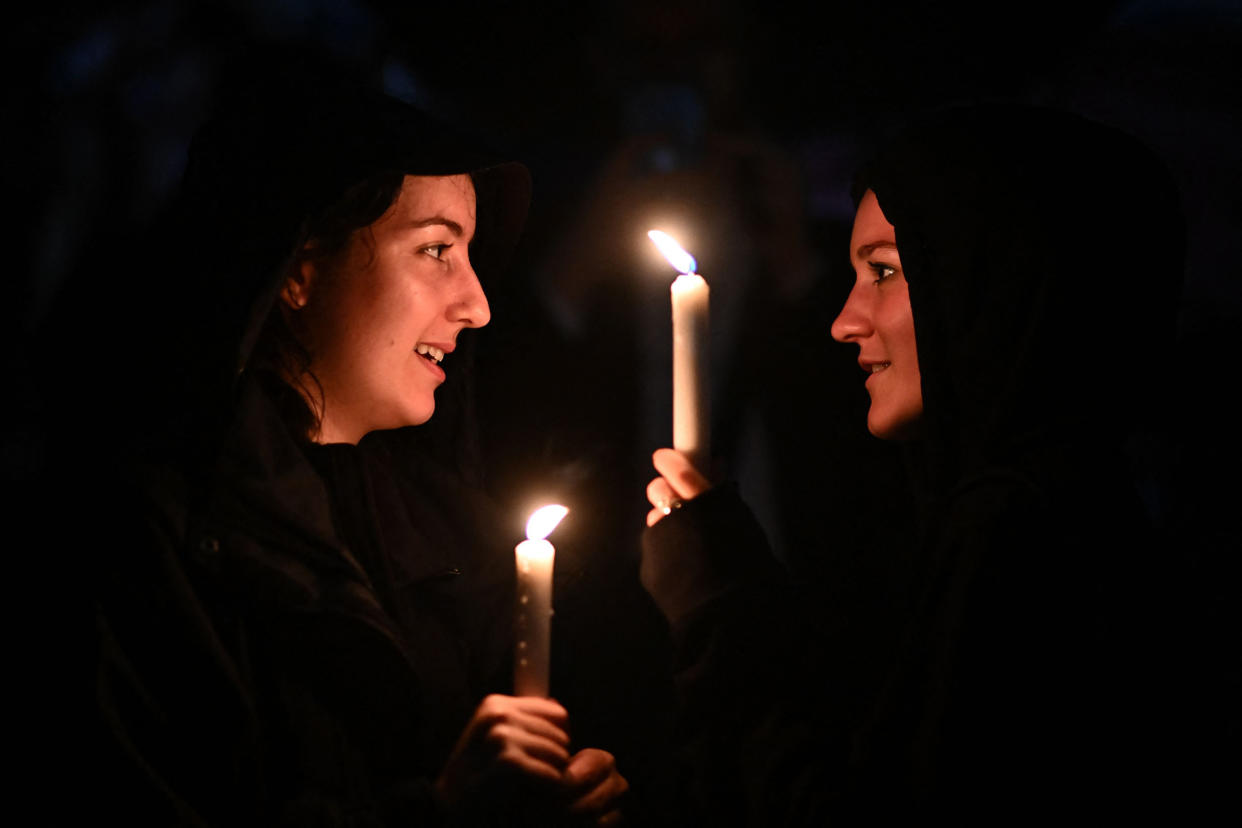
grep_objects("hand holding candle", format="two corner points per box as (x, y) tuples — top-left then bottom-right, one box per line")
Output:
(514, 504), (568, 698)
(648, 230), (710, 472)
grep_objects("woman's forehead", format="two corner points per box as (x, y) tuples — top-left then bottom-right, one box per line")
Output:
(381, 174), (477, 238)
(850, 190), (896, 256)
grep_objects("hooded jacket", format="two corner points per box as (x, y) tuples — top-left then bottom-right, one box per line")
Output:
(641, 105), (1189, 823)
(83, 61), (534, 826)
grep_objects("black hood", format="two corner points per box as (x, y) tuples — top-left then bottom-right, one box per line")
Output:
(855, 105), (1185, 494)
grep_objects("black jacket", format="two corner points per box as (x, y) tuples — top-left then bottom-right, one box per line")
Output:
(91, 373), (516, 826)
(68, 61), (532, 826)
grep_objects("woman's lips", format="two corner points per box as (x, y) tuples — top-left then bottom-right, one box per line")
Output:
(863, 360), (891, 387)
(415, 346), (446, 381)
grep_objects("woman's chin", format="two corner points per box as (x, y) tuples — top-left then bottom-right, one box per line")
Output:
(867, 408), (924, 441)
(397, 400), (436, 429)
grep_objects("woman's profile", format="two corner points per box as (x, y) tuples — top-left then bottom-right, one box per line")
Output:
(73, 60), (627, 826)
(641, 104), (1196, 822)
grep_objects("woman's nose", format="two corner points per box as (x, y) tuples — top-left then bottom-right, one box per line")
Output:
(830, 283), (871, 342)
(451, 263), (491, 329)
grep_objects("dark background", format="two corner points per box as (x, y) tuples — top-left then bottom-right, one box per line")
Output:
(10, 0), (1241, 810)
(12, 0), (1241, 531)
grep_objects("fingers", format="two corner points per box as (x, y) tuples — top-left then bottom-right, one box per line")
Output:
(478, 694), (570, 729)
(563, 748), (613, 792)
(476, 695), (569, 747)
(645, 448), (709, 527)
(468, 695), (573, 776)
(564, 749), (629, 819)
(646, 477), (683, 526)
(489, 725), (571, 783)
(652, 448), (710, 499)
(438, 695), (578, 809)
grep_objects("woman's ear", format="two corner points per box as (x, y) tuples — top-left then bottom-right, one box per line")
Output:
(280, 258), (317, 310)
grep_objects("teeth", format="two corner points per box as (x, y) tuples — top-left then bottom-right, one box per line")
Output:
(415, 344), (445, 363)
(871, 362), (891, 373)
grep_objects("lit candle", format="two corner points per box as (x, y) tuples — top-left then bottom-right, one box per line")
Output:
(513, 504), (568, 697)
(649, 230), (710, 471)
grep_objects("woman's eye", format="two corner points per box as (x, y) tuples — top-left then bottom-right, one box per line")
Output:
(870, 262), (897, 284)
(422, 243), (450, 260)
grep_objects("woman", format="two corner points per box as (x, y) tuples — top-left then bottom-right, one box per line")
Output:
(81, 64), (627, 825)
(640, 104), (1192, 822)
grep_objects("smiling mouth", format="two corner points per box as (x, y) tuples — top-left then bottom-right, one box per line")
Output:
(869, 361), (891, 374)
(415, 344), (445, 364)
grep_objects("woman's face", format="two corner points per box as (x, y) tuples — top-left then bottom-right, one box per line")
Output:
(831, 189), (923, 440)
(283, 174), (489, 444)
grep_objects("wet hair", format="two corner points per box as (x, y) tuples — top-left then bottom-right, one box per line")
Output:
(247, 171), (406, 441)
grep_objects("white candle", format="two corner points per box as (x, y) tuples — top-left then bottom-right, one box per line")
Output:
(513, 504), (568, 697)
(650, 230), (710, 471)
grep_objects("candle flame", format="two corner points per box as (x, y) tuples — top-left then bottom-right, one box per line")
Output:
(648, 230), (697, 274)
(526, 504), (569, 540)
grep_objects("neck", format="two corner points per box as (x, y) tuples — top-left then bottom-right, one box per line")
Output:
(313, 416), (363, 446)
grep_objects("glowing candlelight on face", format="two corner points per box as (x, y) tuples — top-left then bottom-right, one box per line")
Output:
(514, 504), (567, 697)
(649, 229), (710, 472)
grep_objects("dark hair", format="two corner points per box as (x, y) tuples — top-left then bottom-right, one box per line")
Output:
(247, 170), (406, 441)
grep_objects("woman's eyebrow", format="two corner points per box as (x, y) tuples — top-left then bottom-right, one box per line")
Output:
(855, 240), (898, 259)
(397, 215), (468, 238)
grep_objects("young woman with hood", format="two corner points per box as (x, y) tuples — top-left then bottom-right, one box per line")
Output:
(78, 63), (628, 826)
(639, 104), (1195, 822)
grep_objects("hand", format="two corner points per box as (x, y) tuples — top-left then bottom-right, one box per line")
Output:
(563, 748), (628, 826)
(645, 448), (711, 527)
(436, 694), (571, 809)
